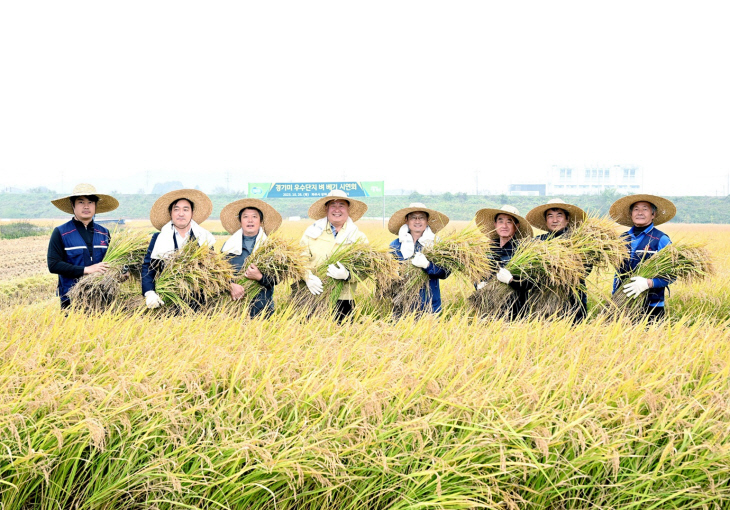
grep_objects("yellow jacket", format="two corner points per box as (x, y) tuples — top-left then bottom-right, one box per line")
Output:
(300, 221), (369, 301)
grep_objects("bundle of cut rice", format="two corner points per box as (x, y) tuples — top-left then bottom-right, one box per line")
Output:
(612, 242), (713, 313)
(68, 228), (150, 311)
(153, 240), (234, 312)
(292, 240), (401, 315)
(568, 215), (628, 270)
(391, 226), (494, 314)
(229, 235), (308, 304)
(473, 235), (587, 320)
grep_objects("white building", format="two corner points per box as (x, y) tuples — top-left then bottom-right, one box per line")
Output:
(546, 165), (642, 195)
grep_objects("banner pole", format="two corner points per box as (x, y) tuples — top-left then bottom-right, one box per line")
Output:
(382, 181), (385, 228)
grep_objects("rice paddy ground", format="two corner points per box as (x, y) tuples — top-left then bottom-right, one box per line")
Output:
(1, 221), (729, 508)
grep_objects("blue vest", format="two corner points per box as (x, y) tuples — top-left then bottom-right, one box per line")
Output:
(57, 219), (110, 303)
(617, 227), (668, 307)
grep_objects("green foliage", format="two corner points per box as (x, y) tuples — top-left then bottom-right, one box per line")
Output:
(0, 221), (51, 239)
(2, 193), (730, 223)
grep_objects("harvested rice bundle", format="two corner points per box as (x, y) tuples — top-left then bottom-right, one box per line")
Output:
(504, 236), (585, 288)
(293, 241), (400, 314)
(568, 215), (628, 270)
(68, 228), (150, 311)
(154, 240), (235, 311)
(468, 279), (517, 319)
(612, 242), (713, 311)
(231, 235), (308, 303)
(391, 226), (495, 313)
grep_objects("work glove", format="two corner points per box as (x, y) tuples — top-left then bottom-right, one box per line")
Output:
(145, 290), (164, 308)
(496, 268), (514, 284)
(476, 281), (488, 290)
(623, 276), (651, 299)
(326, 262), (350, 280)
(305, 271), (324, 295)
(411, 252), (430, 269)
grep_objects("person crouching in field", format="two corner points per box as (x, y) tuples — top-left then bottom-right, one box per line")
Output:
(609, 194), (676, 322)
(141, 189), (217, 310)
(300, 189), (369, 322)
(220, 199), (282, 318)
(525, 198), (590, 323)
(474, 205), (533, 320)
(47, 183), (119, 309)
(388, 203), (450, 315)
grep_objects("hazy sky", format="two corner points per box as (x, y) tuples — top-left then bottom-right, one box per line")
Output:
(1, 1), (729, 196)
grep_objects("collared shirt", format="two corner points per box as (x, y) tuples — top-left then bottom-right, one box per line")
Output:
(173, 226), (192, 249)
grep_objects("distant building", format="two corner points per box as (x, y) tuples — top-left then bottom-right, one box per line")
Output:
(508, 184), (546, 196)
(547, 165), (642, 195)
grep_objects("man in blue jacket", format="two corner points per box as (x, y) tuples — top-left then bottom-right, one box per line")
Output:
(47, 183), (119, 309)
(388, 203), (450, 315)
(609, 194), (676, 321)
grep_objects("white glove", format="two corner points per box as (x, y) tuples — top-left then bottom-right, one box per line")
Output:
(305, 271), (324, 295)
(476, 281), (488, 290)
(623, 276), (651, 299)
(497, 268), (514, 284)
(145, 290), (164, 308)
(411, 252), (430, 269)
(326, 262), (350, 280)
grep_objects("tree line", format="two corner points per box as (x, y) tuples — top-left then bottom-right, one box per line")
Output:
(2, 191), (729, 223)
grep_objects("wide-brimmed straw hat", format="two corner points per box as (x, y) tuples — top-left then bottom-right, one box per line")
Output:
(307, 189), (368, 222)
(219, 198), (282, 235)
(51, 183), (119, 215)
(149, 189), (213, 230)
(475, 204), (533, 240)
(387, 203), (450, 235)
(609, 194), (676, 227)
(526, 198), (587, 232)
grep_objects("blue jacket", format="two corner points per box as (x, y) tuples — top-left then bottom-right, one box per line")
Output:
(53, 219), (110, 305)
(225, 234), (276, 318)
(390, 238), (450, 313)
(612, 223), (671, 308)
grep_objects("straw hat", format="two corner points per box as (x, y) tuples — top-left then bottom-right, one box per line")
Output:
(526, 198), (587, 232)
(307, 189), (368, 222)
(387, 203), (450, 235)
(149, 189), (213, 230)
(51, 183), (119, 215)
(474, 205), (533, 240)
(609, 194), (676, 227)
(219, 198), (283, 235)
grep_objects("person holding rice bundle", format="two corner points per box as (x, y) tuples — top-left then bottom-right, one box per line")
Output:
(300, 189), (369, 321)
(219, 198), (283, 318)
(525, 198), (590, 322)
(142, 189), (217, 309)
(388, 203), (451, 314)
(47, 183), (120, 309)
(609, 194), (676, 321)
(473, 205), (533, 320)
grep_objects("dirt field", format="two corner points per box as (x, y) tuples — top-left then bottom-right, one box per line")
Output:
(0, 236), (49, 280)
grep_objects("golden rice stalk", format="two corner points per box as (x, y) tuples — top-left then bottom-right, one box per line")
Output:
(292, 240), (401, 314)
(568, 215), (628, 270)
(231, 235), (309, 303)
(505, 236), (585, 288)
(154, 240), (235, 311)
(612, 242), (714, 310)
(67, 229), (150, 311)
(389, 227), (496, 313)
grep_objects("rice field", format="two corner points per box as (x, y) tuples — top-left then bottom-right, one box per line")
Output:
(1, 220), (730, 509)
